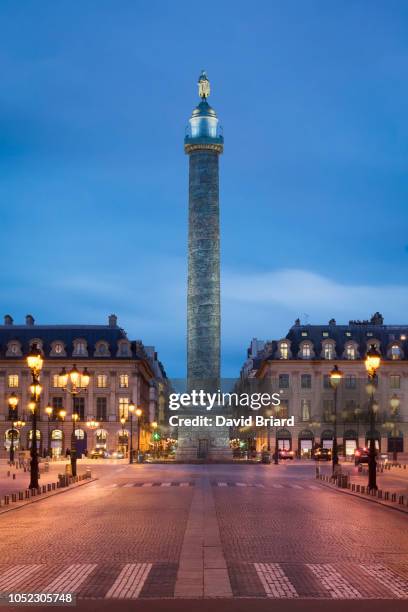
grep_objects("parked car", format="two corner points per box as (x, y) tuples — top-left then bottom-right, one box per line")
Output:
(111, 451), (124, 459)
(90, 448), (110, 459)
(355, 447), (388, 465)
(278, 449), (295, 460)
(313, 447), (332, 461)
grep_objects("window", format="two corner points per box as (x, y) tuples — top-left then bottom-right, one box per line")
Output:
(73, 397), (85, 420)
(345, 332), (351, 337)
(322, 332), (329, 337)
(367, 332), (373, 337)
(301, 331), (308, 337)
(301, 374), (312, 389)
(346, 344), (356, 360)
(6, 341), (21, 356)
(391, 345), (401, 360)
(96, 397), (107, 421)
(301, 343), (311, 359)
(323, 375), (331, 389)
(390, 375), (401, 390)
(323, 399), (334, 421)
(345, 375), (356, 389)
(323, 344), (334, 360)
(73, 340), (87, 356)
(54, 342), (64, 354)
(51, 397), (64, 420)
(97, 374), (108, 388)
(95, 341), (110, 357)
(278, 400), (288, 418)
(278, 374), (289, 389)
(301, 399), (311, 421)
(280, 342), (288, 359)
(119, 374), (129, 388)
(401, 335), (406, 341)
(8, 374), (19, 388)
(119, 397), (129, 419)
(52, 374), (65, 388)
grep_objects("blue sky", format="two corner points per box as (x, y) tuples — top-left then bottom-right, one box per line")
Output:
(1, 1), (408, 376)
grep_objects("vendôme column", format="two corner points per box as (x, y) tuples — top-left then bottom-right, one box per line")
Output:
(176, 72), (231, 461)
(185, 71), (223, 392)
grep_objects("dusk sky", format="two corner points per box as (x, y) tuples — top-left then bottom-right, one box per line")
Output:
(1, 1), (408, 376)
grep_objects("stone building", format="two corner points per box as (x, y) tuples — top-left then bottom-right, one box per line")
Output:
(238, 313), (407, 457)
(0, 313), (168, 458)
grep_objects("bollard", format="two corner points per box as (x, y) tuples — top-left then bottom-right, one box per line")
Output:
(47, 484), (52, 492)
(4, 496), (9, 505)
(391, 493), (397, 502)
(85, 467), (92, 479)
(11, 493), (17, 502)
(52, 483), (56, 490)
(42, 485), (47, 494)
(25, 490), (30, 499)
(384, 491), (389, 500)
(7, 471), (10, 477)
(356, 485), (360, 493)
(18, 491), (24, 501)
(12, 474), (16, 480)
(351, 484), (355, 491)
(378, 490), (382, 499)
(399, 495), (404, 505)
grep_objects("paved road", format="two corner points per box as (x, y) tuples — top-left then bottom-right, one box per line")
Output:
(0, 461), (407, 611)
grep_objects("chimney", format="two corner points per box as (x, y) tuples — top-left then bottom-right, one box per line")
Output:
(4, 315), (13, 325)
(108, 314), (118, 327)
(26, 314), (35, 326)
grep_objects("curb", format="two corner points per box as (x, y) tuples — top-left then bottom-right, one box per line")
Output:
(315, 474), (408, 515)
(0, 476), (97, 515)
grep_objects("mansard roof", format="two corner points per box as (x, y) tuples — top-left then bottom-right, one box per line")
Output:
(0, 323), (144, 360)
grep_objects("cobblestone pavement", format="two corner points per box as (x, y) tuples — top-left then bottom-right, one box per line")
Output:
(0, 462), (407, 609)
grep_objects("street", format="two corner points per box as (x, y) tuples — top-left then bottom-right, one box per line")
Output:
(0, 461), (407, 611)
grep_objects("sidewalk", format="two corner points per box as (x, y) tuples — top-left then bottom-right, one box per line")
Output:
(0, 458), (88, 498)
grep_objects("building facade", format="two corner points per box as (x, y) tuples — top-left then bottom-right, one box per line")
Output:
(0, 313), (168, 459)
(238, 313), (407, 457)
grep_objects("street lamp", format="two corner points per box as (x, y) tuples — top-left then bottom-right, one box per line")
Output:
(26, 344), (43, 489)
(365, 344), (381, 490)
(151, 421), (158, 458)
(329, 365), (343, 475)
(58, 365), (90, 476)
(129, 402), (136, 464)
(8, 393), (19, 463)
(135, 407), (143, 462)
(45, 405), (53, 458)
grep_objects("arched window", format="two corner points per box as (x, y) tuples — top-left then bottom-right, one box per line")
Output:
(391, 344), (401, 360)
(50, 341), (66, 357)
(280, 342), (289, 360)
(95, 341), (110, 357)
(345, 343), (357, 360)
(6, 341), (22, 357)
(322, 341), (335, 360)
(73, 339), (88, 357)
(301, 343), (312, 359)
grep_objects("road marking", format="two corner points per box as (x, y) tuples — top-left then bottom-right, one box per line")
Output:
(290, 484), (302, 489)
(142, 483), (153, 487)
(105, 563), (152, 599)
(255, 563), (298, 598)
(272, 484), (283, 488)
(254, 483), (265, 488)
(308, 485), (319, 490)
(123, 483), (134, 488)
(307, 564), (362, 599)
(236, 482), (247, 487)
(0, 565), (43, 590)
(360, 564), (408, 598)
(179, 482), (190, 487)
(161, 482), (171, 487)
(44, 564), (97, 592)
(217, 482), (228, 487)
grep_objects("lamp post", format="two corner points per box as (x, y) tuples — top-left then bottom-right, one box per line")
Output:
(273, 405), (281, 465)
(389, 394), (400, 462)
(26, 344), (43, 489)
(58, 365), (90, 477)
(135, 408), (142, 462)
(365, 344), (381, 491)
(151, 421), (158, 458)
(329, 365), (343, 475)
(45, 405), (53, 457)
(8, 393), (19, 463)
(120, 414), (126, 456)
(129, 402), (136, 463)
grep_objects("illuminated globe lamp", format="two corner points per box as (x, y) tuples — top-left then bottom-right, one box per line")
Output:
(59, 409), (67, 420)
(26, 344), (43, 374)
(26, 343), (43, 490)
(365, 344), (381, 381)
(8, 392), (18, 410)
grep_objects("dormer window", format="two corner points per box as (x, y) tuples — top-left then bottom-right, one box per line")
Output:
(50, 341), (66, 357)
(391, 344), (402, 360)
(6, 341), (22, 357)
(345, 343), (357, 360)
(73, 339), (88, 357)
(117, 340), (131, 357)
(300, 342), (313, 359)
(301, 331), (308, 337)
(280, 342), (289, 360)
(94, 341), (110, 357)
(322, 341), (335, 360)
